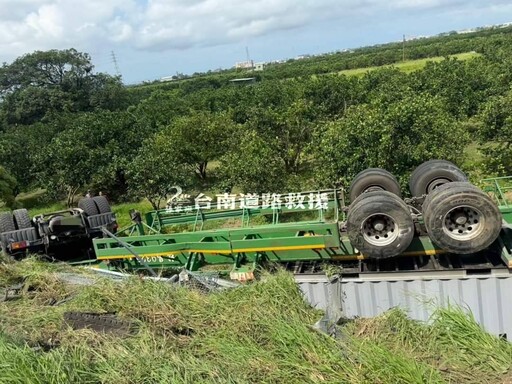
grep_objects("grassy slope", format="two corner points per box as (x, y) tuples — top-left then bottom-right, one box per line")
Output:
(338, 52), (479, 76)
(0, 258), (511, 384)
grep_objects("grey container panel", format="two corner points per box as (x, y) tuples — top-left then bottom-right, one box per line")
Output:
(296, 275), (342, 311)
(341, 276), (512, 337)
(296, 274), (512, 338)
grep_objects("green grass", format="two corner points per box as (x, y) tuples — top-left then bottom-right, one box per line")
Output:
(0, 259), (511, 383)
(110, 200), (154, 229)
(338, 52), (480, 77)
(13, 190), (154, 230)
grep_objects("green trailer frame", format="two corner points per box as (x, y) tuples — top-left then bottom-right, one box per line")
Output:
(481, 176), (512, 223)
(90, 179), (512, 280)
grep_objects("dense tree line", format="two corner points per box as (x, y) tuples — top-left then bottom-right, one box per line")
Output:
(0, 29), (511, 209)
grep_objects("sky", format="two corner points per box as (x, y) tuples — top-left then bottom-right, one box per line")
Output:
(0, 0), (511, 85)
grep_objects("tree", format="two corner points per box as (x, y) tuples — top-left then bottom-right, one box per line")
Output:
(161, 111), (236, 182)
(35, 111), (143, 205)
(0, 122), (60, 191)
(313, 93), (469, 191)
(248, 80), (319, 174)
(0, 48), (126, 125)
(217, 128), (287, 194)
(411, 57), (484, 118)
(477, 92), (512, 176)
(126, 136), (194, 210)
(0, 166), (18, 208)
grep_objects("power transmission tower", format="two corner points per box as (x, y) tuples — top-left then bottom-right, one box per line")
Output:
(246, 46), (254, 71)
(402, 34), (406, 62)
(111, 51), (121, 77)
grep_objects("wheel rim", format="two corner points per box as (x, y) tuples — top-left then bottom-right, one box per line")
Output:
(442, 206), (483, 241)
(427, 178), (451, 193)
(362, 213), (399, 246)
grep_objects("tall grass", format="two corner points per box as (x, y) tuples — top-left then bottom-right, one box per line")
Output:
(0, 259), (511, 383)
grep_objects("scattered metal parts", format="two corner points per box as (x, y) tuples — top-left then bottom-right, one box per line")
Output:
(0, 281), (26, 302)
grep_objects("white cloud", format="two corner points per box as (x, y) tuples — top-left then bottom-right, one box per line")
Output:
(0, 0), (510, 62)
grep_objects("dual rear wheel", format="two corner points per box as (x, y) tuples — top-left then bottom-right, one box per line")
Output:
(346, 161), (502, 259)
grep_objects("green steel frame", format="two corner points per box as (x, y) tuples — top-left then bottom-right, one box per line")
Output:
(90, 180), (512, 279)
(481, 176), (512, 224)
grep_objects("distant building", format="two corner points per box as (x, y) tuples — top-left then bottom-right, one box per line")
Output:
(254, 62), (265, 71)
(160, 76), (175, 82)
(235, 60), (254, 69)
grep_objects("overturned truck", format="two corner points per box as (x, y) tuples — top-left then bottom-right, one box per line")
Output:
(90, 160), (512, 280)
(1, 160), (511, 280)
(0, 196), (117, 260)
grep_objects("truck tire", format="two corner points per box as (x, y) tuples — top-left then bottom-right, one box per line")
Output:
(409, 160), (467, 197)
(0, 212), (15, 254)
(348, 168), (401, 202)
(422, 182), (502, 254)
(0, 212), (15, 233)
(92, 196), (111, 214)
(13, 209), (31, 229)
(78, 198), (99, 216)
(347, 190), (414, 259)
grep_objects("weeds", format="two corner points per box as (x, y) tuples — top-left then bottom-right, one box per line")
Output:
(0, 260), (511, 383)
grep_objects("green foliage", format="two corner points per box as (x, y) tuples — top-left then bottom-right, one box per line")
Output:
(2, 27), (512, 205)
(0, 165), (18, 208)
(35, 111), (143, 203)
(0, 48), (127, 125)
(476, 91), (512, 175)
(163, 110), (236, 181)
(126, 135), (194, 210)
(313, 93), (469, 190)
(217, 128), (288, 193)
(411, 57), (491, 118)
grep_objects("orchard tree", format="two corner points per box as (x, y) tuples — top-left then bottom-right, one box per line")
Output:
(477, 91), (512, 176)
(132, 89), (191, 130)
(161, 111), (236, 182)
(411, 57), (484, 118)
(0, 122), (60, 191)
(0, 166), (18, 209)
(217, 128), (288, 194)
(313, 93), (469, 190)
(249, 81), (319, 174)
(35, 111), (142, 205)
(126, 136), (194, 210)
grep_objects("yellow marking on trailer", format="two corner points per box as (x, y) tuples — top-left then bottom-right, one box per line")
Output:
(331, 254), (363, 261)
(232, 244), (326, 253)
(97, 251), (177, 260)
(97, 244), (327, 260)
(188, 249), (231, 254)
(402, 249), (446, 256)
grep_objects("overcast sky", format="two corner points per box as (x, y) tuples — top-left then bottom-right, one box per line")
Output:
(1, 0), (511, 84)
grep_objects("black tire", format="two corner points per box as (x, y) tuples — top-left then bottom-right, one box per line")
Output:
(409, 160), (467, 197)
(422, 182), (502, 254)
(348, 168), (401, 202)
(347, 190), (415, 259)
(78, 198), (99, 216)
(0, 212), (15, 233)
(0, 212), (15, 254)
(92, 196), (111, 214)
(13, 209), (31, 229)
